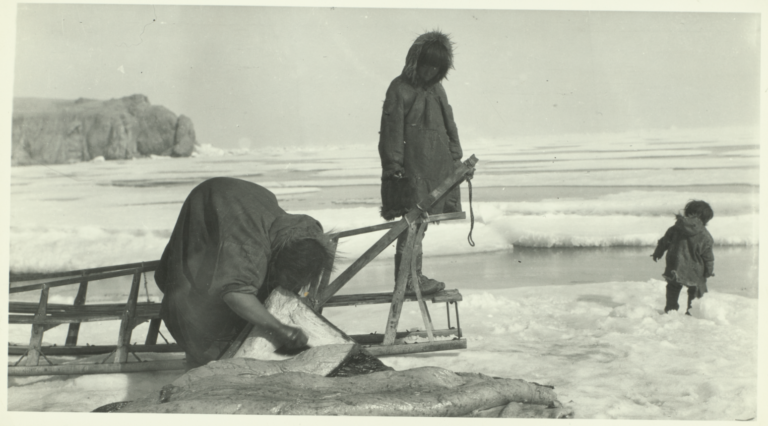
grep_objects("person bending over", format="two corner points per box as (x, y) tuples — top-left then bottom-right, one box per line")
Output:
(155, 177), (334, 369)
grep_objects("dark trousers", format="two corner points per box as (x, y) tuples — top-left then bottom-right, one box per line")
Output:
(395, 223), (427, 255)
(664, 281), (697, 314)
(394, 224), (427, 280)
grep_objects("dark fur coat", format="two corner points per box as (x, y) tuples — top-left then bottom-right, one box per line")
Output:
(378, 31), (463, 220)
(154, 177), (325, 366)
(652, 215), (715, 297)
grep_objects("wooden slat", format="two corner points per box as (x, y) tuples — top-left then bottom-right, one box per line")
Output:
(329, 222), (401, 240)
(350, 328), (459, 345)
(10, 302), (118, 313)
(321, 289), (462, 307)
(410, 223), (435, 342)
(11, 314), (124, 325)
(9, 302), (161, 314)
(8, 359), (187, 377)
(383, 223), (417, 345)
(10, 268), (149, 294)
(115, 270), (142, 363)
(65, 279), (89, 346)
(10, 313), (159, 325)
(9, 260), (160, 283)
(25, 285), (50, 366)
(424, 211), (467, 223)
(430, 289), (463, 303)
(9, 344), (182, 356)
(326, 212), (465, 240)
(363, 339), (467, 357)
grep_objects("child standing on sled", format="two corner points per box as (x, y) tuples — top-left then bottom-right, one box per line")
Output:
(651, 200), (715, 315)
(377, 30), (465, 296)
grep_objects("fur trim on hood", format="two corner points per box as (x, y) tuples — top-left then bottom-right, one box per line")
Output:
(401, 31), (455, 87)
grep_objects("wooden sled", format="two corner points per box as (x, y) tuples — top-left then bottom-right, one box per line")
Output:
(8, 156), (478, 376)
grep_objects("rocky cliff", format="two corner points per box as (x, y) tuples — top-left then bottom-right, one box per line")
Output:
(11, 94), (198, 166)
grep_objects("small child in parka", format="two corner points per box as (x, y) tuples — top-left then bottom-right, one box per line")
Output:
(651, 200), (715, 315)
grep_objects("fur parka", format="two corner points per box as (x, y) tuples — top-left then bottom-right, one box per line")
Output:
(652, 215), (715, 297)
(154, 177), (326, 366)
(378, 31), (463, 220)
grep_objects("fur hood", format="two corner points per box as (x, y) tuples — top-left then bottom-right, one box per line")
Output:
(401, 31), (454, 87)
(673, 214), (705, 237)
(268, 214), (324, 254)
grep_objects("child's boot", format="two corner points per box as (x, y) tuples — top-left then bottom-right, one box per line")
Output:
(685, 286), (697, 316)
(664, 282), (682, 313)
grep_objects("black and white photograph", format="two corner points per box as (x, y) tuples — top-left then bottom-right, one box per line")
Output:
(2, 0), (764, 421)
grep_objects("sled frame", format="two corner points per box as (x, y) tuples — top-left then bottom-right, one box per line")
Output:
(8, 156), (478, 374)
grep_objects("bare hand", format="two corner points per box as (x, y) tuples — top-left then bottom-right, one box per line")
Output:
(455, 160), (474, 180)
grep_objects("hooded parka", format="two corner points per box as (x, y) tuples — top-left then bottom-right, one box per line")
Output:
(154, 177), (325, 366)
(378, 31), (463, 220)
(652, 215), (715, 297)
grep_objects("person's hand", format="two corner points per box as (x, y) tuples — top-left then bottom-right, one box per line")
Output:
(277, 325), (309, 349)
(455, 159), (474, 180)
(454, 159), (473, 177)
(393, 171), (404, 179)
(651, 254), (661, 262)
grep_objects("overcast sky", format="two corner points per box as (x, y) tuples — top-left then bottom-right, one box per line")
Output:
(8, 2), (762, 149)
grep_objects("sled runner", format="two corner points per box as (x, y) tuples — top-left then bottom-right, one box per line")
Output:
(8, 156), (478, 375)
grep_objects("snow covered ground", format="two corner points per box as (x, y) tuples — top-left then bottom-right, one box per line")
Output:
(6, 282), (759, 420)
(4, 126), (763, 421)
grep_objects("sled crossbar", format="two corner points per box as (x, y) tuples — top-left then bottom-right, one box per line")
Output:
(322, 289), (462, 307)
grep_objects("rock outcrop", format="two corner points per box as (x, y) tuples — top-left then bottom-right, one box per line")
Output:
(11, 94), (198, 166)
